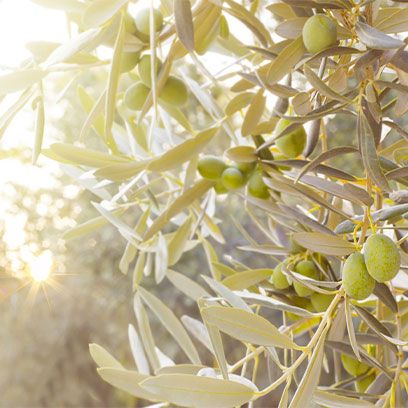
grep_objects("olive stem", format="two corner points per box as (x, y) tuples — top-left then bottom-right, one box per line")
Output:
(390, 283), (403, 396)
(255, 293), (341, 398)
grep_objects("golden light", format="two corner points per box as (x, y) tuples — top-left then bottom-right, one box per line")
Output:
(29, 251), (53, 283)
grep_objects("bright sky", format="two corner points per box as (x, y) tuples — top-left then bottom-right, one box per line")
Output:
(0, 0), (67, 67)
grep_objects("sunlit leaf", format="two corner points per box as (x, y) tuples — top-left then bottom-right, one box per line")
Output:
(167, 269), (210, 301)
(201, 306), (300, 349)
(0, 69), (46, 95)
(97, 368), (161, 401)
(267, 37), (305, 84)
(292, 232), (355, 256)
(89, 343), (123, 368)
(82, 0), (129, 28)
(356, 22), (404, 50)
(138, 287), (201, 364)
(290, 326), (328, 407)
(140, 373), (255, 408)
(174, 0), (195, 52)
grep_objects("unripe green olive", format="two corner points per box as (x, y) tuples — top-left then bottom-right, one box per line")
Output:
(287, 297), (313, 321)
(124, 82), (150, 111)
(355, 374), (375, 393)
(275, 119), (306, 158)
(248, 171), (269, 199)
(273, 152), (291, 171)
(302, 14), (337, 54)
(134, 8), (163, 37)
(120, 51), (140, 73)
(197, 156), (226, 180)
(273, 262), (290, 290)
(293, 260), (318, 297)
(341, 354), (370, 377)
(310, 292), (334, 312)
(236, 161), (257, 176)
(363, 234), (400, 282)
(160, 76), (188, 107)
(214, 180), (228, 195)
(221, 167), (245, 190)
(342, 253), (375, 300)
(137, 54), (162, 87)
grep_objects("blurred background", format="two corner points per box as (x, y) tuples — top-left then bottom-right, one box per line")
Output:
(0, 1), (406, 407)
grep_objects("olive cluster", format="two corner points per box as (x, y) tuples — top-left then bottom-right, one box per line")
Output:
(272, 256), (334, 316)
(343, 234), (401, 300)
(119, 9), (189, 111)
(197, 155), (270, 199)
(271, 240), (379, 391)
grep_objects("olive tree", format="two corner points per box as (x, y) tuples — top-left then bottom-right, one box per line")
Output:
(2, 0), (408, 406)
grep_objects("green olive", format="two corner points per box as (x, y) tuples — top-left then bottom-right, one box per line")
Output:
(341, 354), (370, 377)
(197, 156), (226, 180)
(134, 8), (163, 37)
(363, 234), (400, 282)
(273, 152), (291, 171)
(214, 180), (228, 195)
(355, 374), (375, 393)
(221, 167), (245, 190)
(247, 171), (269, 199)
(137, 54), (162, 87)
(342, 252), (375, 300)
(124, 82), (150, 111)
(275, 118), (306, 158)
(120, 51), (140, 73)
(272, 262), (290, 290)
(236, 161), (257, 176)
(159, 76), (188, 107)
(287, 297), (313, 321)
(302, 14), (337, 54)
(293, 260), (318, 297)
(310, 292), (334, 312)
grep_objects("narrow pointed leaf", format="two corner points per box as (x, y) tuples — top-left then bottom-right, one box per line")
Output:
(138, 287), (201, 364)
(201, 306), (300, 349)
(174, 0), (195, 51)
(140, 374), (255, 408)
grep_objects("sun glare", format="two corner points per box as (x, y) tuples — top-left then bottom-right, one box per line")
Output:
(29, 251), (53, 283)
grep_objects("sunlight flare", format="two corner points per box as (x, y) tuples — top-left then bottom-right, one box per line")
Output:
(29, 251), (53, 283)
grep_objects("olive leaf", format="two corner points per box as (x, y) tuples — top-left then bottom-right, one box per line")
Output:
(292, 232), (355, 256)
(174, 0), (195, 51)
(241, 89), (266, 137)
(97, 368), (161, 401)
(267, 37), (306, 85)
(303, 64), (353, 103)
(222, 268), (273, 290)
(82, 0), (129, 28)
(290, 326), (328, 407)
(139, 374), (256, 408)
(358, 110), (391, 192)
(138, 287), (201, 364)
(167, 269), (210, 301)
(89, 343), (123, 369)
(355, 22), (404, 50)
(0, 69), (46, 95)
(201, 306), (301, 349)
